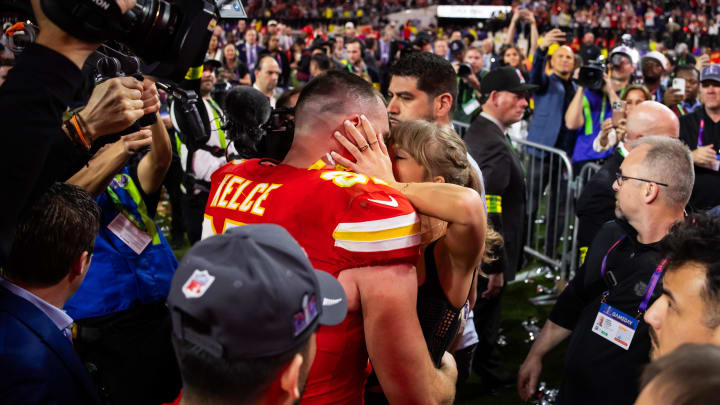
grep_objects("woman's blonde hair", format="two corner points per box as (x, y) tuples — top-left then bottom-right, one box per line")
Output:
(388, 120), (503, 263)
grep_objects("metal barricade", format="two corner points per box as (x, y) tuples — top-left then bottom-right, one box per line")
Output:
(452, 121), (579, 281)
(568, 162), (602, 278)
(453, 121), (470, 139)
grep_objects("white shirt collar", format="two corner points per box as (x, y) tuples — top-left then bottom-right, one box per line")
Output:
(480, 111), (505, 133)
(0, 278), (73, 332)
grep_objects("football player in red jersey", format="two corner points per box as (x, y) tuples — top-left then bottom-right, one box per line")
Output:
(203, 70), (457, 404)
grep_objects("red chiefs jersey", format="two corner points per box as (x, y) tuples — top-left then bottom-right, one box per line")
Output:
(203, 158), (421, 404)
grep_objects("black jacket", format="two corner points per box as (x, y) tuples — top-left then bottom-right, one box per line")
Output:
(550, 220), (664, 405)
(679, 107), (720, 211)
(464, 114), (526, 280)
(575, 149), (624, 253)
(0, 44), (91, 265)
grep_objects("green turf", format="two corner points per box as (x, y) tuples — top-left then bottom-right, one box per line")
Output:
(455, 274), (568, 404)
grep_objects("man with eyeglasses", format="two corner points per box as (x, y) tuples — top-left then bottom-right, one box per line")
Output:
(519, 136), (694, 405)
(678, 64), (720, 212)
(576, 101), (679, 265)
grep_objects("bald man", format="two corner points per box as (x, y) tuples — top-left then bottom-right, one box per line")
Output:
(576, 101), (679, 261)
(526, 29), (577, 258)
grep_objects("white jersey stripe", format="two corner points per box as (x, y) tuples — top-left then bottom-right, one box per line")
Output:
(334, 212), (419, 233)
(334, 233), (422, 253)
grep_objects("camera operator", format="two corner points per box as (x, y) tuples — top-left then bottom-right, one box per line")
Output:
(455, 47), (485, 122)
(172, 58), (233, 245)
(565, 46), (636, 172)
(0, 0), (137, 265)
(64, 78), (181, 404)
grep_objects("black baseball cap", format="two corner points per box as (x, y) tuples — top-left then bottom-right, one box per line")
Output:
(168, 224), (347, 360)
(204, 57), (222, 70)
(450, 39), (465, 55)
(480, 66), (538, 95)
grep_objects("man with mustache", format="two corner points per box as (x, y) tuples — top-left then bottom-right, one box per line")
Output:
(518, 136), (693, 405)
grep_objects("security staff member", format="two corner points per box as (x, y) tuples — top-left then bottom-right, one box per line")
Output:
(576, 101), (680, 263)
(518, 137), (694, 405)
(171, 58), (233, 244)
(465, 67), (535, 389)
(679, 64), (720, 211)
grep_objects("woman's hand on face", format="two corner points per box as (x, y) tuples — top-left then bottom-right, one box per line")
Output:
(330, 114), (396, 183)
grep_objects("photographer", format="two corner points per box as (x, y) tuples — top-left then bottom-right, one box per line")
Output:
(565, 46), (635, 172)
(455, 47), (485, 122)
(172, 58), (233, 244)
(64, 78), (180, 404)
(0, 0), (138, 265)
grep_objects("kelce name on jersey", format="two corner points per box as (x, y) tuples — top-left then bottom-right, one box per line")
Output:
(208, 174), (283, 217)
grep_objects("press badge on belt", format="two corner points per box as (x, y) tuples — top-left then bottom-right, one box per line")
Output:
(592, 302), (638, 350)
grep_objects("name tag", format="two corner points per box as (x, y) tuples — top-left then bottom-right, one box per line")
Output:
(462, 98), (481, 115)
(107, 214), (151, 255)
(591, 302), (638, 350)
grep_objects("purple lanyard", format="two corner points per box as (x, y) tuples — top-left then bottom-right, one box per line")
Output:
(699, 118), (705, 147)
(600, 235), (667, 316)
(600, 235), (626, 277)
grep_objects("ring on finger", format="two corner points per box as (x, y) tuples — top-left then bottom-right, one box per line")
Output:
(359, 144), (370, 152)
(369, 141), (378, 146)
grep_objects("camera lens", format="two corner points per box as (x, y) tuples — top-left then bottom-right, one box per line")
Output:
(458, 63), (472, 78)
(124, 0), (180, 62)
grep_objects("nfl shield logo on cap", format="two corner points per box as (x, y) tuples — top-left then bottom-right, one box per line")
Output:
(182, 269), (216, 299)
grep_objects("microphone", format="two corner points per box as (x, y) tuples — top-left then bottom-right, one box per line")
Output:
(223, 86), (272, 158)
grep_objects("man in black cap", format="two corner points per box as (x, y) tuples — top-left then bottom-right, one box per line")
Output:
(171, 58), (231, 244)
(678, 64), (720, 211)
(465, 66), (537, 391)
(168, 224), (348, 405)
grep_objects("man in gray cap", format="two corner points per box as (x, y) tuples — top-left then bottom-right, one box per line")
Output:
(168, 224), (348, 405)
(679, 64), (720, 211)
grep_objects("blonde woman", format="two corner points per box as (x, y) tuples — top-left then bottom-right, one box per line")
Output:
(332, 118), (495, 366)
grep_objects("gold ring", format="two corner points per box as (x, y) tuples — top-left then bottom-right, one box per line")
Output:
(369, 141), (378, 146)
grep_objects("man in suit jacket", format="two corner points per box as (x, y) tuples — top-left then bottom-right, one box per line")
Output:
(238, 29), (264, 80)
(375, 27), (399, 95)
(465, 67), (536, 391)
(0, 183), (101, 405)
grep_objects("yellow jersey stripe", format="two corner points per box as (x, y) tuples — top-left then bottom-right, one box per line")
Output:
(335, 234), (422, 252)
(334, 212), (418, 233)
(332, 222), (420, 242)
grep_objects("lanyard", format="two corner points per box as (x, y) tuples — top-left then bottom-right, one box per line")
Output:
(677, 104), (685, 116)
(106, 174), (160, 245)
(582, 93), (607, 136)
(207, 99), (227, 149)
(599, 235), (667, 317)
(655, 86), (662, 102)
(699, 118), (705, 147)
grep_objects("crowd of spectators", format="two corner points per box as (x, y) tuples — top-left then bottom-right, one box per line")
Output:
(2, 0), (720, 405)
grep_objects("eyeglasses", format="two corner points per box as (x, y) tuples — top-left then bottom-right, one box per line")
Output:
(615, 172), (669, 187)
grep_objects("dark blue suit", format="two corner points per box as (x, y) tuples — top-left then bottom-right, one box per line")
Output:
(0, 285), (101, 405)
